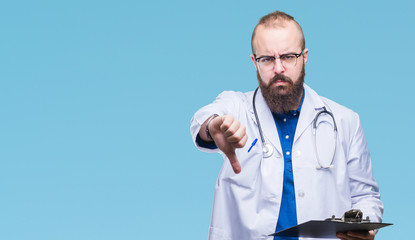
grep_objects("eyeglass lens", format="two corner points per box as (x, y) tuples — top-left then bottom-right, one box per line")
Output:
(258, 55), (299, 71)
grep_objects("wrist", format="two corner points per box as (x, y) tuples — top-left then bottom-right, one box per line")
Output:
(206, 114), (219, 141)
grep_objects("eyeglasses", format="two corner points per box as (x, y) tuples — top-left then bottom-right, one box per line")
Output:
(255, 50), (304, 71)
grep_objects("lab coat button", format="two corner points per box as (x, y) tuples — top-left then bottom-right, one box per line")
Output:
(298, 190), (305, 198)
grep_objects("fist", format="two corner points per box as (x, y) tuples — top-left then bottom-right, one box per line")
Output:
(208, 115), (248, 173)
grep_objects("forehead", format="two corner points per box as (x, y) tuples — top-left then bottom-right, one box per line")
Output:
(253, 22), (303, 55)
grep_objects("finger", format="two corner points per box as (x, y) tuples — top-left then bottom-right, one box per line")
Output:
(336, 232), (370, 240)
(224, 150), (241, 174)
(230, 133), (248, 149)
(336, 232), (347, 240)
(226, 124), (246, 143)
(346, 231), (374, 240)
(336, 232), (357, 240)
(221, 117), (240, 138)
(220, 115), (235, 134)
(336, 232), (347, 238)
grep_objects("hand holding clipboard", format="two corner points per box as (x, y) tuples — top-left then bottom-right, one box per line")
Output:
(269, 209), (392, 239)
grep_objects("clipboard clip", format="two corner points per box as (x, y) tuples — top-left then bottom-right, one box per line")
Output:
(325, 209), (370, 223)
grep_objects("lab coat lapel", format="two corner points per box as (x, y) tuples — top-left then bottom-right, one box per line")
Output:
(294, 84), (325, 143)
(250, 88), (283, 155)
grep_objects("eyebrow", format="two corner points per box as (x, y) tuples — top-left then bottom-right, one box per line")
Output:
(256, 52), (298, 58)
(281, 52), (298, 55)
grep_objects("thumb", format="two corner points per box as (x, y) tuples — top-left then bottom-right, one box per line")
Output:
(224, 150), (241, 174)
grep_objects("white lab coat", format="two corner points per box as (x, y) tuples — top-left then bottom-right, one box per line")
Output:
(190, 84), (383, 240)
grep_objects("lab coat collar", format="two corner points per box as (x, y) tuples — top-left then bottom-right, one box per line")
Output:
(294, 84), (326, 143)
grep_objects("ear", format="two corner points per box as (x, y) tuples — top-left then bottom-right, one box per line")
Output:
(302, 48), (309, 65)
(250, 54), (258, 70)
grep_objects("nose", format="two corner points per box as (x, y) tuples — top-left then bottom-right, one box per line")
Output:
(273, 58), (285, 74)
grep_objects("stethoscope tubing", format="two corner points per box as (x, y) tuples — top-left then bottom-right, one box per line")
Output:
(253, 88), (266, 146)
(252, 87), (338, 169)
(312, 107), (338, 169)
(253, 88), (274, 158)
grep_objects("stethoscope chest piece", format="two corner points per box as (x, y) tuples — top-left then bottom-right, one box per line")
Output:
(262, 143), (274, 158)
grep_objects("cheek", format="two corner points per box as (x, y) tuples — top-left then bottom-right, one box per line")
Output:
(289, 66), (304, 83)
(258, 71), (273, 85)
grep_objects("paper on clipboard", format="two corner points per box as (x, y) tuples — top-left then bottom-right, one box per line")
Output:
(269, 220), (392, 238)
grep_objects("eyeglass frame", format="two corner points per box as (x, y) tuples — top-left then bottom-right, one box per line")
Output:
(254, 49), (305, 70)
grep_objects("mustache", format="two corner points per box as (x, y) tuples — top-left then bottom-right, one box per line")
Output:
(269, 74), (293, 86)
(272, 74), (292, 83)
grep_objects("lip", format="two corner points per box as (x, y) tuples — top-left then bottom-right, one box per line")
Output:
(273, 80), (287, 86)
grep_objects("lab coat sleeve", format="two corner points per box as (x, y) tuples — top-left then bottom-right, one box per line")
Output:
(190, 91), (245, 153)
(347, 113), (384, 223)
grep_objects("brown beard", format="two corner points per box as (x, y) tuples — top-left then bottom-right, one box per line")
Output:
(257, 65), (305, 113)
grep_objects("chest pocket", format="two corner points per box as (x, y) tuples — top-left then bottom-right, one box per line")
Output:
(219, 142), (262, 189)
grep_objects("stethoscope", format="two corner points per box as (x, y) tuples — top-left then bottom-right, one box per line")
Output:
(252, 87), (338, 169)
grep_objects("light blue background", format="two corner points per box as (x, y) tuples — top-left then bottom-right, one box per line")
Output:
(1, 0), (412, 239)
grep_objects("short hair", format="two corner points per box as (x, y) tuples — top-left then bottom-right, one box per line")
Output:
(251, 11), (305, 54)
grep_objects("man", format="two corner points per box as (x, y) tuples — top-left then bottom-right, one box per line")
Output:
(190, 11), (383, 240)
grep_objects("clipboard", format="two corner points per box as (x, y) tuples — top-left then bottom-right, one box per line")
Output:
(269, 220), (392, 238)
